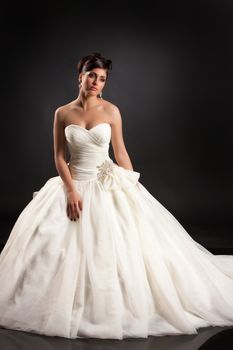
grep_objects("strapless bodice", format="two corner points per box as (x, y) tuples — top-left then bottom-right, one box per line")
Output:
(65, 123), (112, 181)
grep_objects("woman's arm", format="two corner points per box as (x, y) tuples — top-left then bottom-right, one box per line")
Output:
(53, 108), (76, 193)
(53, 108), (82, 220)
(110, 106), (134, 170)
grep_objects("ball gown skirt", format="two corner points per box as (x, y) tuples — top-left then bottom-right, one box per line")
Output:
(0, 122), (233, 340)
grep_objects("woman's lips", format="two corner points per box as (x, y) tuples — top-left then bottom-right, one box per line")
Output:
(90, 87), (97, 91)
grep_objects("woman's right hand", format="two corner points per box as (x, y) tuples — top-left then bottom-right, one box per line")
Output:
(66, 189), (83, 221)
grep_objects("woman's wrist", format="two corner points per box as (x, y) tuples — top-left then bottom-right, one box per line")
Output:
(66, 186), (76, 194)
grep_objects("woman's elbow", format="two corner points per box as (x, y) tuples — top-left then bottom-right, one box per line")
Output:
(54, 154), (66, 167)
(114, 151), (129, 162)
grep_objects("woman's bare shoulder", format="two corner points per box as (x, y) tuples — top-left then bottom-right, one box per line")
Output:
(103, 99), (121, 117)
(102, 100), (121, 126)
(55, 101), (73, 115)
(54, 102), (74, 125)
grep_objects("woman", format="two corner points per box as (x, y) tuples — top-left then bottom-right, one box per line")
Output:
(0, 52), (233, 340)
(53, 52), (139, 222)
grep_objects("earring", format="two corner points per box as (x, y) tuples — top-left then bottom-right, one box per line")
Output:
(99, 91), (103, 99)
(79, 79), (82, 88)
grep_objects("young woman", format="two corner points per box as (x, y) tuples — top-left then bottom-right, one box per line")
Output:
(0, 52), (233, 340)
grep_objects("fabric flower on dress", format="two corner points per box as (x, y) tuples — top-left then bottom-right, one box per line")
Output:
(96, 159), (140, 191)
(96, 159), (115, 183)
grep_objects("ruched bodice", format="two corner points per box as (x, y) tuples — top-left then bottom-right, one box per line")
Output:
(65, 123), (112, 180)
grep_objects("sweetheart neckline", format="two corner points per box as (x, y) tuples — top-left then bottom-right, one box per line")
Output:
(65, 122), (111, 132)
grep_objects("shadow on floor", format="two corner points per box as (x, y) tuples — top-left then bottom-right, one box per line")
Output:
(0, 325), (233, 350)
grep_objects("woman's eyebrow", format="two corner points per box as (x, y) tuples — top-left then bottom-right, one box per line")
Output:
(90, 72), (106, 78)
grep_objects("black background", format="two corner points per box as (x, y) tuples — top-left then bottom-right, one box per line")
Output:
(1, 0), (233, 249)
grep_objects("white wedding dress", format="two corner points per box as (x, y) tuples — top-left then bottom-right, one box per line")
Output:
(0, 122), (233, 340)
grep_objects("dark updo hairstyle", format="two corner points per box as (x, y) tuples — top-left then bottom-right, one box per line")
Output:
(77, 52), (112, 79)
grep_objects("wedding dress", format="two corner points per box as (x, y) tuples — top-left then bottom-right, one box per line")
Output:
(0, 122), (233, 340)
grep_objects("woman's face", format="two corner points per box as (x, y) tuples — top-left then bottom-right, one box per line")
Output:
(79, 68), (107, 97)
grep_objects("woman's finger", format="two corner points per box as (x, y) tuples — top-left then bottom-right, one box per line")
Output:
(67, 203), (71, 219)
(74, 202), (80, 219)
(79, 199), (83, 211)
(70, 203), (76, 221)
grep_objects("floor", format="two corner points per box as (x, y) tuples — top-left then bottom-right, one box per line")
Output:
(0, 325), (233, 349)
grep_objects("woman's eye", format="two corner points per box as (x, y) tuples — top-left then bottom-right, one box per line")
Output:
(87, 72), (95, 78)
(88, 72), (105, 82)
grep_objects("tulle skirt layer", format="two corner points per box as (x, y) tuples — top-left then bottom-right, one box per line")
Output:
(0, 176), (233, 339)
